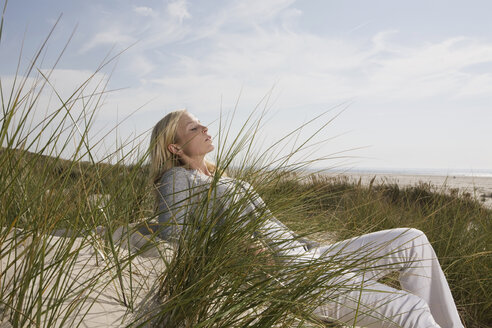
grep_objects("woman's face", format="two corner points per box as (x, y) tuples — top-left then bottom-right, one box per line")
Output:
(172, 112), (214, 159)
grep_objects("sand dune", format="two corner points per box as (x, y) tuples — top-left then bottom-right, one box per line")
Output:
(0, 226), (172, 327)
(323, 172), (492, 209)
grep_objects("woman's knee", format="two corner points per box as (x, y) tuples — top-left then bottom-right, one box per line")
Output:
(395, 294), (440, 328)
(389, 228), (428, 246)
(319, 289), (439, 328)
(405, 228), (430, 245)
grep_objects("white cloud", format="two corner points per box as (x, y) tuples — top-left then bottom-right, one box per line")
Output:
(167, 0), (191, 23)
(81, 28), (136, 52)
(108, 24), (492, 118)
(41, 68), (109, 95)
(455, 73), (492, 97)
(128, 55), (156, 77)
(2, 69), (112, 157)
(8, 0), (492, 169)
(363, 37), (492, 101)
(370, 30), (400, 54)
(189, 0), (297, 41)
(134, 6), (156, 17)
(64, 1), (492, 168)
(228, 0), (296, 21)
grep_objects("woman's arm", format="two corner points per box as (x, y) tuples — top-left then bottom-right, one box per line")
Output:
(235, 181), (309, 257)
(156, 168), (194, 241)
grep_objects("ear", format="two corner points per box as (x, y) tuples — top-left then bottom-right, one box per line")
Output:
(167, 143), (181, 155)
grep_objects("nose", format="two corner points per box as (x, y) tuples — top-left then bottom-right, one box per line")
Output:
(202, 125), (208, 133)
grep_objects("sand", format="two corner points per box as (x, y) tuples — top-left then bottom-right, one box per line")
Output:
(322, 172), (492, 209)
(0, 226), (172, 327)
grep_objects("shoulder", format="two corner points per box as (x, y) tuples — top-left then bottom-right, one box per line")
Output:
(162, 166), (192, 180)
(159, 166), (216, 187)
(158, 167), (193, 189)
(221, 176), (251, 190)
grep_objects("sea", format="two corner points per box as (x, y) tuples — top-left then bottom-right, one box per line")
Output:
(312, 167), (492, 178)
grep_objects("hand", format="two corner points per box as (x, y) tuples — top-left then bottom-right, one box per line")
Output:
(248, 240), (275, 266)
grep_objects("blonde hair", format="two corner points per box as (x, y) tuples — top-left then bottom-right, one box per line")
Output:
(149, 109), (216, 185)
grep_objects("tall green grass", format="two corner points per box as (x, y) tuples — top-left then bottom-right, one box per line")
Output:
(0, 12), (377, 327)
(261, 176), (491, 327)
(1, 8), (490, 328)
(0, 10), (155, 326)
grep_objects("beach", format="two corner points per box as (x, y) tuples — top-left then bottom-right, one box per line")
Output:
(322, 172), (492, 209)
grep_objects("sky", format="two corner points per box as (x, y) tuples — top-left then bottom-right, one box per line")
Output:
(1, 0), (492, 173)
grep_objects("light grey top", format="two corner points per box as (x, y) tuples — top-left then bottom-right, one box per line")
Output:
(156, 166), (309, 256)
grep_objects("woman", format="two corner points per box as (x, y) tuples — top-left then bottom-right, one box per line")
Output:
(149, 109), (464, 328)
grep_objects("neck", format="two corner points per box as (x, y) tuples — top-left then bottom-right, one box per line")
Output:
(184, 158), (212, 176)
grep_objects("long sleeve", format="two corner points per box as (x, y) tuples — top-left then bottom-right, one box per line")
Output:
(156, 168), (308, 257)
(156, 168), (193, 241)
(234, 180), (308, 257)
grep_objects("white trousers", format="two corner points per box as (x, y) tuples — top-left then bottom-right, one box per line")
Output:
(308, 228), (464, 328)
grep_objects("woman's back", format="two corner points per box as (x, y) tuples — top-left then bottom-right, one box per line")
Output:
(156, 166), (308, 257)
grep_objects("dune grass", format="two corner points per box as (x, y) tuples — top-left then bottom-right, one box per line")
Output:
(255, 175), (492, 327)
(1, 10), (491, 328)
(2, 145), (490, 327)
